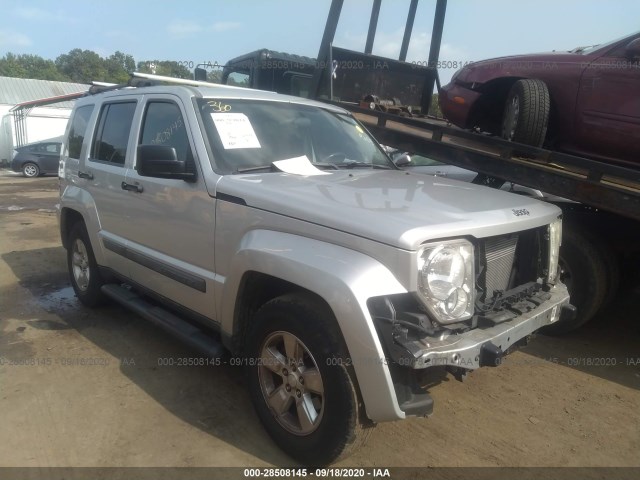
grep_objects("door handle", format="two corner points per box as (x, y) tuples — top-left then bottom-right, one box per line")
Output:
(78, 171), (93, 180)
(121, 181), (143, 193)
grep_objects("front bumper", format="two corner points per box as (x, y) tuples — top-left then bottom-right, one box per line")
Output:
(439, 82), (481, 128)
(399, 284), (571, 369)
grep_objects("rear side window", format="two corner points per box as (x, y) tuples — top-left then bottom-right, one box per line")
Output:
(68, 105), (94, 159)
(139, 101), (193, 164)
(91, 102), (137, 165)
(45, 143), (60, 154)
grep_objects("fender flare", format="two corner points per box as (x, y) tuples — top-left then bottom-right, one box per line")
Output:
(220, 229), (408, 422)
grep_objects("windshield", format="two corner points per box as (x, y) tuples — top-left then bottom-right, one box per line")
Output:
(569, 31), (639, 54)
(196, 99), (394, 173)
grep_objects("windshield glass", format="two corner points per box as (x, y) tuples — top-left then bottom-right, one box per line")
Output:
(196, 99), (394, 173)
(569, 31), (638, 54)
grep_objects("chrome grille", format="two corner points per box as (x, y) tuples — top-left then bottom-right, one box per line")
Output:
(483, 235), (518, 299)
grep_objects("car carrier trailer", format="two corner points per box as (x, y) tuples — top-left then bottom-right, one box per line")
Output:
(219, 0), (639, 333)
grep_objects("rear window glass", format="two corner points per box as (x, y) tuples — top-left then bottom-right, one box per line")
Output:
(68, 105), (94, 159)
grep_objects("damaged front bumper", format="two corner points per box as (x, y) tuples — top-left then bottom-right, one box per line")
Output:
(397, 284), (572, 370)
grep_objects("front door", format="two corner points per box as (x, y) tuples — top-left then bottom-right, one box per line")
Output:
(120, 95), (217, 320)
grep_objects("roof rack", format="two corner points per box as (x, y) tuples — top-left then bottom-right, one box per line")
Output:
(85, 72), (250, 96)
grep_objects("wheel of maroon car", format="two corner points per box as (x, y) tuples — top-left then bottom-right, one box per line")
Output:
(501, 79), (550, 148)
(22, 162), (40, 178)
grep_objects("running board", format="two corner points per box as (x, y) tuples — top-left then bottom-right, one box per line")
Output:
(101, 284), (226, 358)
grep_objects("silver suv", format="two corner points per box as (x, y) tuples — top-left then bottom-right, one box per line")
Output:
(58, 75), (573, 465)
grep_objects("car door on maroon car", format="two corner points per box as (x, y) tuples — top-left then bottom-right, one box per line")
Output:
(575, 34), (640, 165)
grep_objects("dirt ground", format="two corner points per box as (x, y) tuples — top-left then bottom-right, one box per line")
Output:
(0, 172), (638, 473)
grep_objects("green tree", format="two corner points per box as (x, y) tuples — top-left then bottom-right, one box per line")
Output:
(137, 60), (192, 79)
(55, 49), (108, 83)
(0, 53), (27, 78)
(428, 93), (443, 118)
(105, 51), (136, 83)
(0, 53), (69, 81)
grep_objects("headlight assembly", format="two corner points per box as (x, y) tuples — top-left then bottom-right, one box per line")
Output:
(417, 240), (475, 324)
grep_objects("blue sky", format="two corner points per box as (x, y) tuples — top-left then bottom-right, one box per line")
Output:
(0, 0), (638, 85)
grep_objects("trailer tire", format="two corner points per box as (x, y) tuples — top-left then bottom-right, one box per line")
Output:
(543, 226), (607, 335)
(501, 79), (550, 147)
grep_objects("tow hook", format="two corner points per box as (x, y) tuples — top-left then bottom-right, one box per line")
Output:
(479, 341), (503, 367)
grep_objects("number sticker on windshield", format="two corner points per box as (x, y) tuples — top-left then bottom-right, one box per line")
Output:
(207, 100), (231, 112)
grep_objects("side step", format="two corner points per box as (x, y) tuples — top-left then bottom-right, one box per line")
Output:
(101, 284), (226, 359)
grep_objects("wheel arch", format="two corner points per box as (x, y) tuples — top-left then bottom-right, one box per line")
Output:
(469, 76), (523, 134)
(219, 229), (408, 422)
(59, 207), (87, 250)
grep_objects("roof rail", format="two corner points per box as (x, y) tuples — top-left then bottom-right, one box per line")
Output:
(84, 71), (251, 97)
(129, 72), (248, 90)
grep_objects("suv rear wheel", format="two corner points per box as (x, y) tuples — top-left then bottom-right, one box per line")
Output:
(246, 293), (373, 465)
(67, 222), (106, 307)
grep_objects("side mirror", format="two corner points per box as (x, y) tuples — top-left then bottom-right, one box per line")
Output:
(137, 145), (196, 181)
(392, 153), (412, 167)
(194, 67), (207, 81)
(625, 38), (640, 58)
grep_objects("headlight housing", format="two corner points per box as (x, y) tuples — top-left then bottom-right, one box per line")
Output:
(417, 240), (475, 324)
(547, 217), (562, 283)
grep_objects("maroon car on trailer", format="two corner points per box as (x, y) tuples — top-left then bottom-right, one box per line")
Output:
(439, 31), (640, 166)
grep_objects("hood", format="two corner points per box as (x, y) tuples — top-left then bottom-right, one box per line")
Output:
(455, 51), (588, 83)
(217, 170), (561, 251)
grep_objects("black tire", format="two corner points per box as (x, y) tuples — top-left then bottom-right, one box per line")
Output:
(543, 226), (607, 335)
(598, 241), (620, 308)
(246, 293), (373, 465)
(67, 222), (106, 307)
(22, 162), (40, 178)
(501, 79), (550, 147)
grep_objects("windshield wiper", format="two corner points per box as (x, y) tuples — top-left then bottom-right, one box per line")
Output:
(235, 162), (339, 174)
(235, 164), (277, 173)
(340, 161), (392, 170)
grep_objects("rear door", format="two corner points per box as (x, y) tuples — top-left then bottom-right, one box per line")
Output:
(120, 94), (217, 320)
(40, 142), (61, 173)
(80, 99), (139, 277)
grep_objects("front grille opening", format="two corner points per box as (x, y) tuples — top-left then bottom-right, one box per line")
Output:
(476, 227), (545, 307)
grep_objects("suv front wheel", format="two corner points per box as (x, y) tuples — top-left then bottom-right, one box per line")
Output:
(246, 293), (373, 465)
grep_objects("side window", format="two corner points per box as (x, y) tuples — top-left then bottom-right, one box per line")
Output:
(139, 101), (193, 166)
(226, 71), (250, 86)
(45, 143), (59, 153)
(91, 102), (136, 165)
(68, 105), (94, 159)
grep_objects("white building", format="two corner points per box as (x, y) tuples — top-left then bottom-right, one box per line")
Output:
(0, 77), (88, 165)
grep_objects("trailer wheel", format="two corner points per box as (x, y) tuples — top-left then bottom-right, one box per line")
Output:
(501, 79), (550, 147)
(246, 293), (373, 465)
(543, 226), (607, 335)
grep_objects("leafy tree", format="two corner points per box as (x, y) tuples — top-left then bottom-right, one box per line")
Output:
(55, 49), (108, 83)
(207, 69), (222, 83)
(137, 60), (192, 79)
(0, 53), (69, 81)
(0, 53), (27, 78)
(428, 93), (443, 118)
(105, 51), (136, 83)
